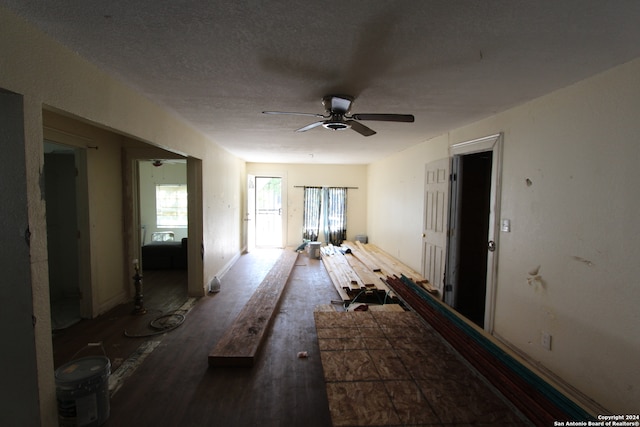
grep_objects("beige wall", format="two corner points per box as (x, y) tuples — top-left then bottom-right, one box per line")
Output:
(1, 8), (246, 425)
(367, 134), (450, 269)
(43, 112), (130, 315)
(368, 58), (640, 413)
(200, 149), (246, 290)
(247, 163), (368, 247)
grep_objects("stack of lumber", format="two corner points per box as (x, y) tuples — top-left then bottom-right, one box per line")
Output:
(320, 241), (436, 304)
(385, 275), (595, 425)
(350, 242), (434, 292)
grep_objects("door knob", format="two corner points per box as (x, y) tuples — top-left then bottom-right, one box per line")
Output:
(488, 240), (496, 252)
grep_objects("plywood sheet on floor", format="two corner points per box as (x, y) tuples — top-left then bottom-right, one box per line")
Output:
(346, 303), (405, 312)
(314, 310), (530, 426)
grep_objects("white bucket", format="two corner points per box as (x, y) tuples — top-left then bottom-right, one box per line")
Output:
(308, 242), (322, 259)
(55, 356), (111, 427)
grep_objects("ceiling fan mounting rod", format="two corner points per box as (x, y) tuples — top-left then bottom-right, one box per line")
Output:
(323, 95), (354, 114)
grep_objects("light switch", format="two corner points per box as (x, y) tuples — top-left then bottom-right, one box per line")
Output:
(501, 218), (511, 232)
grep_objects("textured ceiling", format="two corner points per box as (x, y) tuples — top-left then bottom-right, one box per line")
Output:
(3, 1), (640, 164)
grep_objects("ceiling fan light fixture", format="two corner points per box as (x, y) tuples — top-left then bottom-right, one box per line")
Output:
(322, 121), (351, 131)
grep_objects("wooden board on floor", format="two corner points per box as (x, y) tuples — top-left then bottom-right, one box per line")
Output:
(208, 249), (299, 367)
(342, 241), (381, 272)
(361, 242), (436, 293)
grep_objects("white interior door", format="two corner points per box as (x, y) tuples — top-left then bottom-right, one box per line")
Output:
(422, 158), (449, 293)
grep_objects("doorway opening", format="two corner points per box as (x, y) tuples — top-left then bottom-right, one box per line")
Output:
(125, 149), (204, 297)
(138, 159), (188, 271)
(446, 152), (492, 326)
(444, 133), (502, 331)
(44, 141), (90, 329)
(253, 176), (283, 248)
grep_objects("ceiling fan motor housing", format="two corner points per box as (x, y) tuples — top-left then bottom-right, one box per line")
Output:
(323, 95), (353, 114)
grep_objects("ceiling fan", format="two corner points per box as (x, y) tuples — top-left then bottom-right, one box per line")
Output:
(262, 95), (414, 137)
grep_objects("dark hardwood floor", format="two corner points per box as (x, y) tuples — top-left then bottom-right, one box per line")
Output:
(52, 268), (189, 371)
(52, 248), (530, 427)
(105, 248), (335, 426)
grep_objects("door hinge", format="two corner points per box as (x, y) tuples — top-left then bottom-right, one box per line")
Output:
(444, 284), (453, 292)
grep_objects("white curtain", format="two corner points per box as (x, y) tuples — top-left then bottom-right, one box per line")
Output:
(302, 187), (322, 241)
(323, 187), (347, 246)
(302, 186), (348, 245)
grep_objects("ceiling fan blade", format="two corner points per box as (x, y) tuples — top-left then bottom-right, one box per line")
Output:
(263, 111), (325, 118)
(350, 113), (415, 122)
(296, 121), (325, 132)
(347, 120), (376, 137)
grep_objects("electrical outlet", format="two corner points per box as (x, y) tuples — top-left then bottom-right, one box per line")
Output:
(541, 331), (552, 351)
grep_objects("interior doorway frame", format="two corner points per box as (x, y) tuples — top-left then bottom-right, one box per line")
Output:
(123, 147), (204, 297)
(247, 174), (286, 249)
(43, 128), (93, 319)
(447, 133), (503, 333)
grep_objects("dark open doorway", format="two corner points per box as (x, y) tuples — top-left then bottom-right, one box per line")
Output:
(445, 151), (493, 328)
(44, 141), (89, 329)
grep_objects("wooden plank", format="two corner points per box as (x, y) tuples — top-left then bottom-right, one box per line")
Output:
(321, 248), (353, 291)
(321, 259), (351, 301)
(319, 244), (404, 303)
(355, 241), (398, 278)
(208, 249), (299, 367)
(344, 253), (382, 289)
(367, 244), (436, 293)
(353, 242), (434, 294)
(342, 241), (380, 272)
(322, 248), (362, 291)
(366, 244), (427, 282)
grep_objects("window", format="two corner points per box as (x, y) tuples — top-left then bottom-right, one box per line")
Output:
(302, 186), (347, 246)
(323, 187), (347, 246)
(156, 184), (188, 228)
(303, 187), (322, 241)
